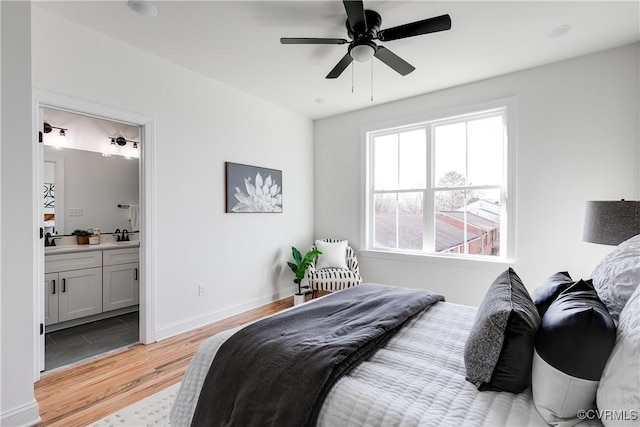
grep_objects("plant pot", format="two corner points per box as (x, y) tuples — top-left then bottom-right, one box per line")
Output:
(293, 293), (306, 306)
(76, 236), (89, 245)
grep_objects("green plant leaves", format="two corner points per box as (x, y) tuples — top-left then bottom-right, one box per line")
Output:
(292, 247), (302, 264)
(289, 246), (323, 294)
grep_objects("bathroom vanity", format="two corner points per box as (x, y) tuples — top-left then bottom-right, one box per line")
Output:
(44, 240), (140, 331)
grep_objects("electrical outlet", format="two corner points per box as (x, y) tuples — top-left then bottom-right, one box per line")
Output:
(198, 284), (206, 296)
(67, 208), (83, 217)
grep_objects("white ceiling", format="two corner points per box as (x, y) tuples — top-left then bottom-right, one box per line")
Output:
(33, 1), (640, 120)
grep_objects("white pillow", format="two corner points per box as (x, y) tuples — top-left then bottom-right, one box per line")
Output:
(592, 234), (640, 323)
(315, 240), (348, 270)
(597, 284), (640, 426)
(532, 349), (599, 426)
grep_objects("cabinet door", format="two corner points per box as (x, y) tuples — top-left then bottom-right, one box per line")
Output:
(103, 262), (139, 312)
(58, 267), (103, 322)
(44, 272), (59, 326)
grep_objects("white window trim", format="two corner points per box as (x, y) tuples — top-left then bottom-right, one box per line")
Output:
(360, 97), (517, 265)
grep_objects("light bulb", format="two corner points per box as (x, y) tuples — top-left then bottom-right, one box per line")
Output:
(350, 44), (375, 62)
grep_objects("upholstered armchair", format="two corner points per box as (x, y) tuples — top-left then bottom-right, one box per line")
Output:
(307, 238), (363, 298)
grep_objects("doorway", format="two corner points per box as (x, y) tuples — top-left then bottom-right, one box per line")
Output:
(33, 90), (155, 381)
(41, 107), (142, 372)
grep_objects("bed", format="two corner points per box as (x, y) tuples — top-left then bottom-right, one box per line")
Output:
(170, 236), (640, 427)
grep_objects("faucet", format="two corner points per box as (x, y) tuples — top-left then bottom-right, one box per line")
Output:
(116, 229), (129, 241)
(44, 233), (62, 247)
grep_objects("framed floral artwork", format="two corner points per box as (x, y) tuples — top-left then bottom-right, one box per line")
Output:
(225, 162), (282, 213)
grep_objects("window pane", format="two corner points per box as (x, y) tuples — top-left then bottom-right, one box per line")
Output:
(398, 129), (426, 189)
(434, 189), (501, 256)
(467, 115), (504, 186)
(398, 192), (423, 250)
(374, 193), (397, 248)
(373, 134), (398, 190)
(434, 123), (466, 187)
(467, 189), (501, 256)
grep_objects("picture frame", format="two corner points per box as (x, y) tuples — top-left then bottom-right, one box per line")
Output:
(225, 162), (283, 213)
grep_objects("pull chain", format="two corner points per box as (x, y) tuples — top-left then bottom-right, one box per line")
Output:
(351, 63), (355, 93)
(370, 59), (374, 102)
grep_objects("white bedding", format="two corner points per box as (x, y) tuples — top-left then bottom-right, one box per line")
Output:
(170, 300), (602, 427)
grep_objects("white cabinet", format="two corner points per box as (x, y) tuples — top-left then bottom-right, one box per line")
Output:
(44, 247), (140, 328)
(45, 252), (103, 326)
(44, 273), (59, 326)
(103, 248), (139, 312)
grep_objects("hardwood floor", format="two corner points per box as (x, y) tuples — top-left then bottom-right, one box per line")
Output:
(34, 296), (294, 426)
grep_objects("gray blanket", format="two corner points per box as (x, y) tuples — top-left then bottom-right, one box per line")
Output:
(190, 283), (444, 427)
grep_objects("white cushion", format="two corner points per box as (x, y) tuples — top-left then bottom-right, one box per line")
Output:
(597, 284), (640, 426)
(315, 240), (348, 270)
(532, 350), (599, 427)
(591, 234), (640, 323)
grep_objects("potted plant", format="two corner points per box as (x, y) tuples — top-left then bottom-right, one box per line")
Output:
(287, 246), (322, 305)
(72, 229), (91, 245)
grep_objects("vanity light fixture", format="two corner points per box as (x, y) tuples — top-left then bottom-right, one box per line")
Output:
(44, 122), (68, 137)
(110, 136), (140, 147)
(106, 136), (140, 159)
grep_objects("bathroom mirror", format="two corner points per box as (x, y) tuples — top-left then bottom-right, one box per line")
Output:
(42, 107), (140, 237)
(44, 146), (139, 236)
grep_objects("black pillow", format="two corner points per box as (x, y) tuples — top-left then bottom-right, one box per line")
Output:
(531, 271), (573, 318)
(535, 279), (616, 380)
(464, 268), (541, 393)
(531, 279), (617, 423)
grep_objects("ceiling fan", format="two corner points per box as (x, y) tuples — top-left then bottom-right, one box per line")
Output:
(280, 0), (451, 79)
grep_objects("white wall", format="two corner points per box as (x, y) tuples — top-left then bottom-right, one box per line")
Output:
(1, 2), (41, 426)
(314, 43), (640, 306)
(30, 7), (314, 339)
(45, 147), (139, 235)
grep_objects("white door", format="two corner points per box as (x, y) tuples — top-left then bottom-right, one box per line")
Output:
(37, 110), (46, 373)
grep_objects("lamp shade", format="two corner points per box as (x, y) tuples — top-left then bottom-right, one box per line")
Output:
(583, 200), (640, 245)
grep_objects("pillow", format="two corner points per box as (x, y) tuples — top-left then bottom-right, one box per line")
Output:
(591, 234), (640, 323)
(314, 240), (348, 270)
(531, 271), (574, 318)
(464, 268), (540, 393)
(597, 283), (640, 426)
(532, 279), (617, 425)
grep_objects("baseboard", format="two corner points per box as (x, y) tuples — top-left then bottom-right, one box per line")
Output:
(0, 399), (41, 427)
(154, 286), (295, 341)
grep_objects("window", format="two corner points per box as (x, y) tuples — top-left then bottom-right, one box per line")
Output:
(365, 100), (514, 260)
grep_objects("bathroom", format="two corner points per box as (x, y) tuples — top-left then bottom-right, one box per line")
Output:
(42, 107), (141, 372)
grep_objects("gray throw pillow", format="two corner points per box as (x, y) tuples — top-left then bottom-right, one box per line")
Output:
(464, 268), (540, 393)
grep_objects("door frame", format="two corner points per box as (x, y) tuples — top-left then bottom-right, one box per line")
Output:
(32, 89), (156, 381)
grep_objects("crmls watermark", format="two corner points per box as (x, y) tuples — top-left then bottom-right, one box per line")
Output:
(577, 409), (639, 421)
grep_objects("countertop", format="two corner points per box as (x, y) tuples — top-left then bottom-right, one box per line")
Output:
(45, 240), (140, 255)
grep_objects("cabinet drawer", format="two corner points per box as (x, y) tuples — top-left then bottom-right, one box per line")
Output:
(45, 251), (102, 273)
(103, 248), (140, 266)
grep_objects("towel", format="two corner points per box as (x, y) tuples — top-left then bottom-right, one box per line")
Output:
(128, 204), (140, 231)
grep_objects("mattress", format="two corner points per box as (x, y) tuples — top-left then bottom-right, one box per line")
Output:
(170, 300), (602, 427)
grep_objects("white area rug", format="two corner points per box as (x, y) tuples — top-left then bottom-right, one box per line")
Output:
(87, 382), (180, 426)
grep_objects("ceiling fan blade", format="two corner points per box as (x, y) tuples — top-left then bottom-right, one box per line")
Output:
(326, 53), (354, 79)
(280, 38), (348, 45)
(343, 0), (367, 32)
(374, 46), (415, 76)
(377, 14), (451, 42)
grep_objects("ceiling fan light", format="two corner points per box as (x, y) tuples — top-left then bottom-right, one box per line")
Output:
(350, 44), (375, 62)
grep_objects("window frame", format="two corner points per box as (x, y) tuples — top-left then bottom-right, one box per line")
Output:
(361, 97), (517, 264)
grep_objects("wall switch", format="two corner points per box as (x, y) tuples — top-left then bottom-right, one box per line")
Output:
(198, 284), (206, 296)
(68, 208), (83, 217)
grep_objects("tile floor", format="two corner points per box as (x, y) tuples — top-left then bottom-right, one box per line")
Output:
(45, 311), (139, 372)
